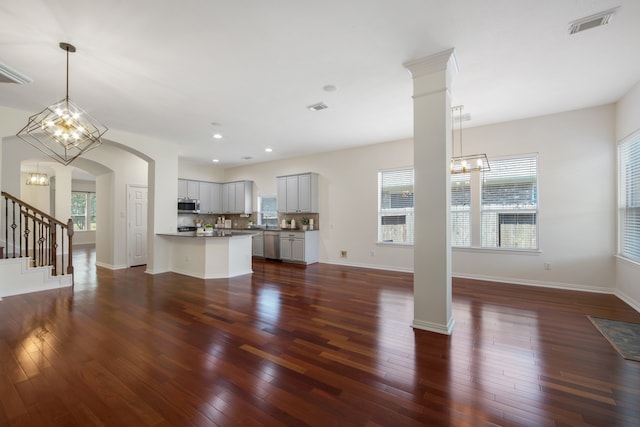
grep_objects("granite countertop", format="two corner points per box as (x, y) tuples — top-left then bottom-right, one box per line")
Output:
(159, 230), (258, 238)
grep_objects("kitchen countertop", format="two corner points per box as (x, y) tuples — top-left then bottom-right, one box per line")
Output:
(159, 230), (258, 238)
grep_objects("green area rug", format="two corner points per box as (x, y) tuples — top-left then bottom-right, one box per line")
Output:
(588, 316), (640, 362)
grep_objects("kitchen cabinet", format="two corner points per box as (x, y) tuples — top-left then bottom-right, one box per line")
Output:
(252, 232), (264, 257)
(178, 179), (201, 200)
(222, 181), (253, 214)
(198, 182), (222, 214)
(277, 173), (318, 213)
(279, 230), (319, 264)
(210, 183), (222, 214)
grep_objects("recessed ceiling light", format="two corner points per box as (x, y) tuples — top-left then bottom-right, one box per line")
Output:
(265, 148), (273, 153)
(241, 156), (253, 160)
(323, 84), (337, 92)
(213, 133), (222, 139)
(212, 159), (219, 163)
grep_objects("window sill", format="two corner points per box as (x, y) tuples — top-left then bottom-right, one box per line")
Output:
(615, 254), (640, 267)
(376, 242), (413, 248)
(453, 246), (542, 255)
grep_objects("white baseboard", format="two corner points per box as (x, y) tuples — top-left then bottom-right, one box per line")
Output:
(95, 261), (128, 270)
(452, 272), (615, 294)
(615, 289), (640, 313)
(412, 317), (455, 335)
(320, 259), (413, 273)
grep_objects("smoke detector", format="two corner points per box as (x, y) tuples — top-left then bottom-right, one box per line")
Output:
(569, 8), (618, 35)
(0, 61), (32, 84)
(307, 102), (328, 111)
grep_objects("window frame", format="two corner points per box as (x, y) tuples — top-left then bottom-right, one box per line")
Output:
(479, 154), (539, 251)
(377, 168), (415, 245)
(71, 191), (96, 232)
(451, 172), (471, 247)
(618, 131), (640, 262)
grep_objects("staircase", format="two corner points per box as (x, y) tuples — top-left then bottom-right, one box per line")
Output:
(1, 191), (74, 298)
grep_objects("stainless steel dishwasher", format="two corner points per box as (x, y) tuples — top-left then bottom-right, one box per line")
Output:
(263, 231), (281, 260)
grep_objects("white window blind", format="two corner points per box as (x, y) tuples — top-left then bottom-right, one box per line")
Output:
(378, 169), (414, 244)
(619, 134), (640, 261)
(481, 156), (538, 249)
(451, 173), (471, 246)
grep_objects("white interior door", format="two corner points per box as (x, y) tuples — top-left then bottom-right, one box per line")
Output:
(127, 185), (148, 267)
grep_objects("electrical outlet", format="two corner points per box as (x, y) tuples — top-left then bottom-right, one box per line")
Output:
(370, 250), (375, 256)
(544, 262), (551, 270)
(340, 250), (347, 258)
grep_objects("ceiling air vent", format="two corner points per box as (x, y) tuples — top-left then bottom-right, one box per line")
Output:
(0, 61), (32, 84)
(569, 8), (618, 35)
(307, 102), (328, 111)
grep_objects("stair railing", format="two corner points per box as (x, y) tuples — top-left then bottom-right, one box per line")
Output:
(1, 191), (74, 282)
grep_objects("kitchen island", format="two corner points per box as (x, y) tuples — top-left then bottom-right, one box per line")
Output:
(158, 230), (257, 279)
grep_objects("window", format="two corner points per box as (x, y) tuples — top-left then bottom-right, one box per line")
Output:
(619, 133), (640, 261)
(71, 192), (96, 231)
(258, 195), (278, 227)
(451, 173), (471, 246)
(481, 156), (538, 249)
(378, 169), (414, 244)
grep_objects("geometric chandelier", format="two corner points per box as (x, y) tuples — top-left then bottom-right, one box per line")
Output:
(450, 105), (490, 174)
(16, 42), (108, 166)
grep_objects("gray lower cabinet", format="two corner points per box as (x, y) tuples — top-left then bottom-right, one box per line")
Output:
(252, 232), (264, 257)
(279, 231), (319, 264)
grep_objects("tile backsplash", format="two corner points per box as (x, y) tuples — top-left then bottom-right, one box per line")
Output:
(178, 213), (319, 230)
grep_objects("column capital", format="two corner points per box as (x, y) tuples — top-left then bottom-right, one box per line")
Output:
(404, 48), (458, 79)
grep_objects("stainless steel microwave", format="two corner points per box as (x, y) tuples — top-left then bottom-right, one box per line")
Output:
(177, 198), (200, 213)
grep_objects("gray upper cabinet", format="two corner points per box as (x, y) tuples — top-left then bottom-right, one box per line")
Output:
(178, 179), (201, 200)
(198, 181), (222, 214)
(199, 181), (211, 213)
(178, 179), (239, 214)
(210, 182), (222, 214)
(277, 173), (318, 213)
(222, 181), (253, 214)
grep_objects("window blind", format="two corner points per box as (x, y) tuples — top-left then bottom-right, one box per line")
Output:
(451, 173), (470, 246)
(481, 156), (538, 249)
(378, 169), (414, 244)
(620, 134), (640, 261)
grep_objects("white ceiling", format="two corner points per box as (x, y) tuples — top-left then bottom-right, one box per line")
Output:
(1, 0), (639, 169)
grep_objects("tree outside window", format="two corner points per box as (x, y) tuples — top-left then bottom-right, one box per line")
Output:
(71, 192), (96, 231)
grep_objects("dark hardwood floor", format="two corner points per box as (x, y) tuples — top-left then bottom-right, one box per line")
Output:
(1, 246), (639, 426)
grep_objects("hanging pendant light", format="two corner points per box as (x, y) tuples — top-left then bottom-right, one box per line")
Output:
(25, 162), (50, 186)
(450, 105), (490, 174)
(16, 42), (108, 166)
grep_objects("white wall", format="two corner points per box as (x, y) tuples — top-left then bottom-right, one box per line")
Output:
(179, 159), (225, 182)
(227, 105), (618, 293)
(20, 172), (50, 213)
(616, 81), (640, 311)
(82, 144), (148, 268)
(226, 139), (416, 271)
(453, 105), (617, 292)
(1, 105), (179, 275)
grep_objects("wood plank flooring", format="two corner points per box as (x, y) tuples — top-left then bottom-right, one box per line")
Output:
(1, 247), (639, 426)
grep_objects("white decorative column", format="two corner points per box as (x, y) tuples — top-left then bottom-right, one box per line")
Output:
(404, 49), (457, 335)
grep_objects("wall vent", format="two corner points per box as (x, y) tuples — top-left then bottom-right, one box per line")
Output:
(569, 8), (618, 35)
(0, 61), (32, 84)
(307, 102), (328, 111)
